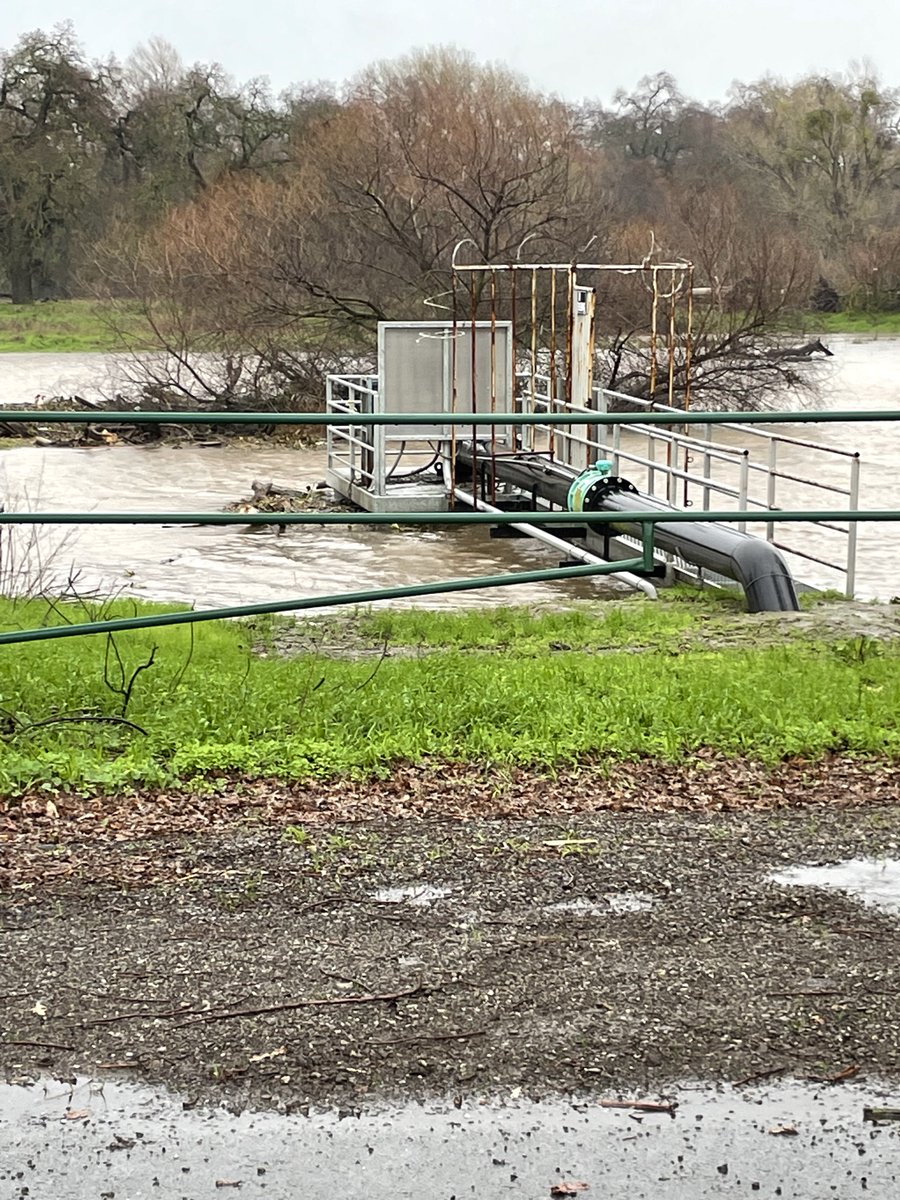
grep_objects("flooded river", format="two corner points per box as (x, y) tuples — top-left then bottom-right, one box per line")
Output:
(1, 334), (898, 605)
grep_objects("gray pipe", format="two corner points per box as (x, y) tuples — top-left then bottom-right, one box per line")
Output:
(455, 448), (799, 613)
(451, 484), (658, 599)
(581, 489), (800, 613)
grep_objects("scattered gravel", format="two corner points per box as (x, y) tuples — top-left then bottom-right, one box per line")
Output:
(3, 767), (899, 1112)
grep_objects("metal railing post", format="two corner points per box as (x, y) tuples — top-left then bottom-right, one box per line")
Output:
(667, 433), (679, 507)
(738, 451), (750, 534)
(847, 453), (861, 598)
(766, 439), (777, 543)
(325, 377), (334, 468)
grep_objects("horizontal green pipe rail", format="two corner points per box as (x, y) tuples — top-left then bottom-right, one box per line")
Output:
(0, 554), (653, 646)
(0, 510), (897, 526)
(0, 408), (899, 427)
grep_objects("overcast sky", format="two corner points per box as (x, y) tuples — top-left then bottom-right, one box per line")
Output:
(1, 0), (896, 104)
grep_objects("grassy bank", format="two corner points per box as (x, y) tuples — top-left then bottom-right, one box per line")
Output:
(0, 595), (897, 795)
(0, 299), (149, 353)
(3, 297), (900, 356)
(813, 310), (900, 335)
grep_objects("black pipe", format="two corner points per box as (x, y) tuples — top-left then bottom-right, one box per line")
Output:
(457, 448), (800, 613)
(586, 486), (800, 612)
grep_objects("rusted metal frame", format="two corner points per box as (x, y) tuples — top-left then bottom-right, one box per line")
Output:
(489, 270), (498, 502)
(529, 268), (538, 453)
(469, 272), (479, 500)
(684, 264), (694, 411)
(549, 270), (558, 460)
(449, 267), (460, 500)
(451, 260), (691, 273)
(564, 267), (575, 467)
(649, 267), (659, 401)
(586, 273), (598, 462)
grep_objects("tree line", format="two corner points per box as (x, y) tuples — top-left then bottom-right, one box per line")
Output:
(3, 24), (899, 405)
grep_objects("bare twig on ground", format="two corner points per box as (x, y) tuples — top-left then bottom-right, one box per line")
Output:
(367, 1029), (485, 1046)
(768, 989), (844, 998)
(350, 638), (391, 692)
(807, 1064), (860, 1084)
(599, 1099), (678, 1115)
(7, 714), (148, 738)
(4, 1039), (75, 1051)
(184, 984), (427, 1025)
(732, 1065), (790, 1088)
(81, 984), (427, 1029)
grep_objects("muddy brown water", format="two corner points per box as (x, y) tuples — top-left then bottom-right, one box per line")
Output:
(1, 334), (899, 604)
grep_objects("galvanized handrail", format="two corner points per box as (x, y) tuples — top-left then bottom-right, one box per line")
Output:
(0, 550), (656, 646)
(1, 408), (899, 427)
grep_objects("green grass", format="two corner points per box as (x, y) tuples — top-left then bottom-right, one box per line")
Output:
(354, 595), (726, 651)
(0, 595), (898, 795)
(0, 300), (149, 353)
(811, 311), (900, 336)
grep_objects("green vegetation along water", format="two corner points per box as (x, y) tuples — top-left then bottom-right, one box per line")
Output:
(0, 300), (150, 353)
(0, 594), (897, 795)
(0, 299), (898, 356)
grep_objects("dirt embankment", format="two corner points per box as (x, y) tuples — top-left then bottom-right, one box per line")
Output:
(3, 758), (899, 1111)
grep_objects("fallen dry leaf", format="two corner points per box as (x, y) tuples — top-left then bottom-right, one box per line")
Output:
(30, 1001), (47, 1018)
(768, 1125), (799, 1137)
(64, 1108), (91, 1121)
(550, 1184), (589, 1196)
(248, 1046), (286, 1064)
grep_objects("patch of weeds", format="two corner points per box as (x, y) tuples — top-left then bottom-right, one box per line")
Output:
(799, 589), (850, 610)
(283, 825), (382, 876)
(831, 635), (884, 665)
(214, 871), (266, 912)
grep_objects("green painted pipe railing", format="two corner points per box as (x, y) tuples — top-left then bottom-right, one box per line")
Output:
(0, 509), (896, 526)
(0, 549), (657, 646)
(2, 405), (897, 645)
(0, 407), (899, 427)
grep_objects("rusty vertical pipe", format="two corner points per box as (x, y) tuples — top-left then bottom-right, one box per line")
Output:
(529, 268), (538, 453)
(489, 269), (498, 502)
(549, 269), (558, 460)
(469, 273), (479, 500)
(650, 266), (659, 400)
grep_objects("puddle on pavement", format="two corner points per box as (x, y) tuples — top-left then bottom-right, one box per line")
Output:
(546, 892), (656, 915)
(773, 858), (900, 915)
(372, 883), (452, 906)
(1, 1074), (897, 1199)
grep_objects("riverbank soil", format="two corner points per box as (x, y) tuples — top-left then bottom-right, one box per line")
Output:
(2, 759), (900, 1111)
